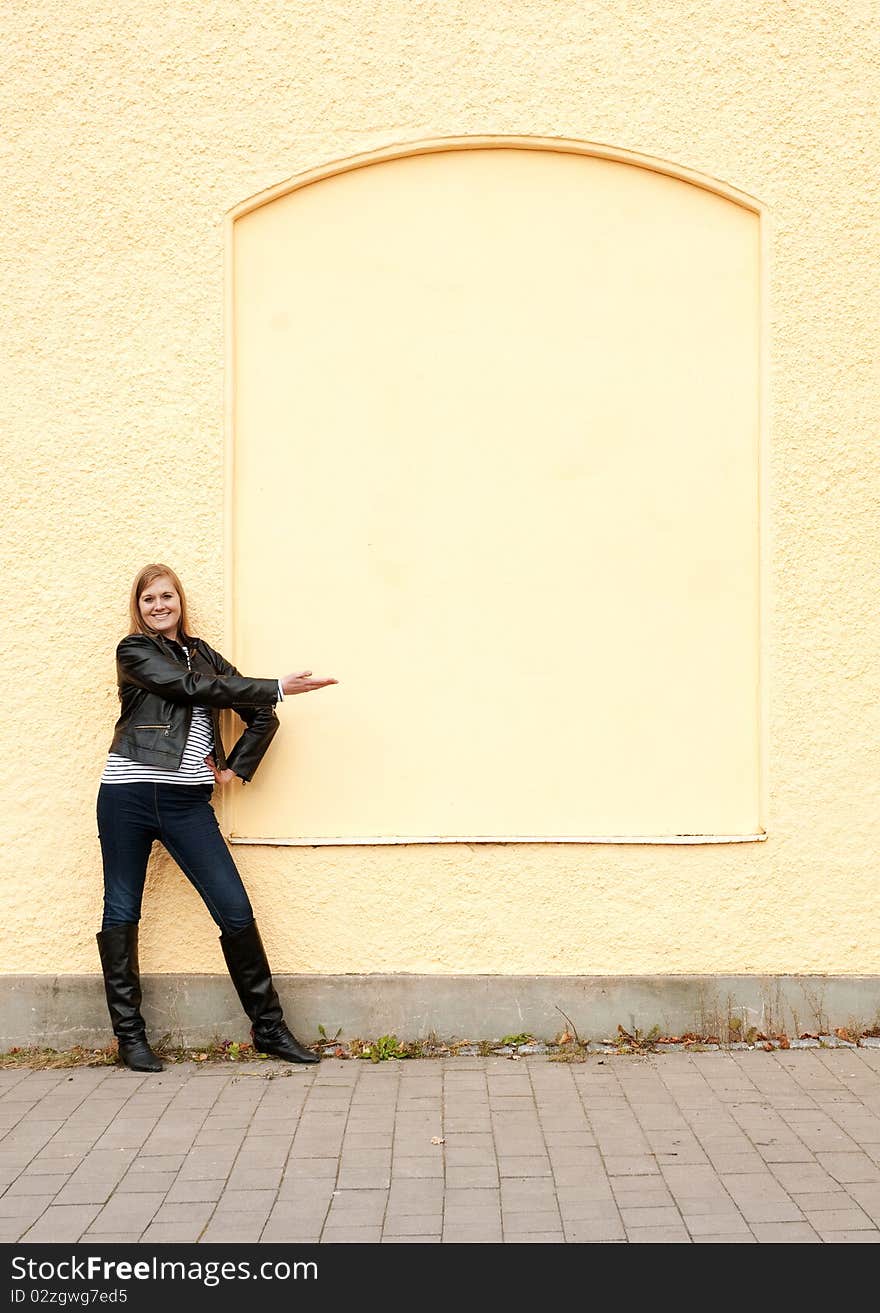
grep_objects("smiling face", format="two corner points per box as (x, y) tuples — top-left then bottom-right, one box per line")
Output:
(137, 574), (182, 643)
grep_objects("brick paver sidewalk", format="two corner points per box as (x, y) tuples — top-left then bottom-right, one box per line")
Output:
(1, 1049), (879, 1243)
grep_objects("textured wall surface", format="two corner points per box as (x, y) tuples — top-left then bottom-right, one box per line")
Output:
(1, 1), (878, 979)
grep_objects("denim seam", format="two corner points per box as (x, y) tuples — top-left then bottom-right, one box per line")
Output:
(98, 783), (156, 930)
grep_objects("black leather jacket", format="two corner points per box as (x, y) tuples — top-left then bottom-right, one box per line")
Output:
(109, 632), (280, 783)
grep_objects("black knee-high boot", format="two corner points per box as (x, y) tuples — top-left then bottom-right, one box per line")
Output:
(96, 924), (164, 1073)
(220, 921), (318, 1064)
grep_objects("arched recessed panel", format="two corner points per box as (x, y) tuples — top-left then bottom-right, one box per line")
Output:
(230, 144), (760, 841)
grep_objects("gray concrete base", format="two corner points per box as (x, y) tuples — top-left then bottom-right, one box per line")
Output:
(2, 974), (880, 1050)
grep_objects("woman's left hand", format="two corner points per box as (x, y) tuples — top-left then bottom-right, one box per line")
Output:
(205, 755), (238, 787)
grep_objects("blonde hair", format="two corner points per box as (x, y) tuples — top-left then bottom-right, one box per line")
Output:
(128, 563), (193, 641)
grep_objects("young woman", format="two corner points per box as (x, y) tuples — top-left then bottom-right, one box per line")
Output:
(96, 563), (336, 1073)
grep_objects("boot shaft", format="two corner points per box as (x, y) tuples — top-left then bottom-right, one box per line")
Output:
(220, 921), (318, 1063)
(96, 923), (147, 1041)
(220, 920), (284, 1029)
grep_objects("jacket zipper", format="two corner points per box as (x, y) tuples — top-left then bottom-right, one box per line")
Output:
(133, 647), (187, 741)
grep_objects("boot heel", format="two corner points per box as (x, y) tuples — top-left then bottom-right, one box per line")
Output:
(251, 1024), (319, 1064)
(118, 1037), (164, 1073)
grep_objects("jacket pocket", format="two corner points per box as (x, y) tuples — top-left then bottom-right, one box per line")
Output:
(130, 724), (172, 747)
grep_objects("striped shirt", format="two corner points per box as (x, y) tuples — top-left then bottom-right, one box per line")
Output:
(100, 645), (216, 786)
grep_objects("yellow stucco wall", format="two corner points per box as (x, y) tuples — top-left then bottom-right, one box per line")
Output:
(2, 1), (877, 977)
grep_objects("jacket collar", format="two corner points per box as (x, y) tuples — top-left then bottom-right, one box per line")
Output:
(151, 629), (198, 656)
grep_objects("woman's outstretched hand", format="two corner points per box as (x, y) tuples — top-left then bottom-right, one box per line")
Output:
(281, 670), (338, 696)
(205, 755), (237, 787)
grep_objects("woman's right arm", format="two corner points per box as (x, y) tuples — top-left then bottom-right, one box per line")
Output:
(116, 635), (280, 708)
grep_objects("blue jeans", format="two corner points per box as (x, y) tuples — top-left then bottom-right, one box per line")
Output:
(97, 782), (254, 933)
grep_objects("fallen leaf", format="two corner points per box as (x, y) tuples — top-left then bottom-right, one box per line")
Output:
(430, 1136), (445, 1145)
